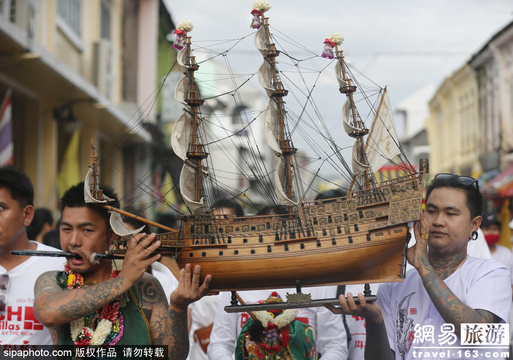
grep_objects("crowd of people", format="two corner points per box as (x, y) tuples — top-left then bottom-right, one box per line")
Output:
(2, 165), (513, 360)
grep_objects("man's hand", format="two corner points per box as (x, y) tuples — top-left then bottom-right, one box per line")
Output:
(169, 264), (213, 312)
(119, 233), (161, 287)
(327, 292), (383, 324)
(407, 212), (431, 275)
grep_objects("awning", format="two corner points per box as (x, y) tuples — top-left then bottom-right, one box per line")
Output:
(376, 164), (417, 184)
(483, 163), (513, 198)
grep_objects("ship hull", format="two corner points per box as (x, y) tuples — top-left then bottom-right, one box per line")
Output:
(158, 174), (423, 291)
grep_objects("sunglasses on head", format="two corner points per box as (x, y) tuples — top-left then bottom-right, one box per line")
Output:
(434, 173), (479, 191)
(0, 274), (8, 313)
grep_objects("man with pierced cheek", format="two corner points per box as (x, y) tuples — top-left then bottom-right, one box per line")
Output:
(33, 182), (213, 360)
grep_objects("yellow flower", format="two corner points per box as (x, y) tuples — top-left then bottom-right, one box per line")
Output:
(68, 274), (75, 286)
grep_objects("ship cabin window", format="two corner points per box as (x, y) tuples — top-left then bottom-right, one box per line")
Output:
(251, 226), (256, 231)
(348, 236), (353, 244)
(354, 224), (359, 231)
(251, 249), (256, 254)
(300, 243), (305, 249)
(359, 210), (364, 219)
(243, 238), (248, 243)
(284, 244), (289, 251)
(328, 215), (333, 223)
(316, 240), (321, 247)
(236, 227), (240, 232)
(266, 222), (271, 229)
(227, 236), (232, 243)
(344, 214), (349, 222)
(189, 253), (193, 257)
(322, 229), (327, 236)
(337, 226), (342, 234)
(259, 235), (263, 242)
(201, 252), (206, 257)
(267, 245), (272, 252)
(313, 217), (318, 225)
(367, 234), (371, 241)
(332, 238), (336, 245)
(234, 250), (239, 255)
(219, 251), (223, 256)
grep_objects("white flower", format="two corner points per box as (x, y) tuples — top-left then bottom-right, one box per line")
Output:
(90, 319), (113, 345)
(329, 33), (344, 46)
(253, 0), (272, 13)
(177, 19), (194, 33)
(70, 318), (83, 341)
(254, 308), (297, 329)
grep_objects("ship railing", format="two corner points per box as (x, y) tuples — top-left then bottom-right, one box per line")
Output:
(380, 172), (419, 187)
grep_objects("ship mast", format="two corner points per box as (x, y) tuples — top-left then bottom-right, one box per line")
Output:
(334, 45), (372, 191)
(257, 13), (297, 210)
(171, 23), (209, 214)
(182, 34), (208, 207)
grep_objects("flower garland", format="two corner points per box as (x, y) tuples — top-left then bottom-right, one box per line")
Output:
(254, 308), (297, 329)
(250, 292), (297, 354)
(65, 263), (125, 346)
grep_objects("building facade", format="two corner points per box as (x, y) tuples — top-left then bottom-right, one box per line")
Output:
(0, 0), (174, 213)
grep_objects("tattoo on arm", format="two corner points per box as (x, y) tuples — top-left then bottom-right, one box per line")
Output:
(144, 274), (189, 360)
(422, 270), (499, 337)
(34, 271), (130, 326)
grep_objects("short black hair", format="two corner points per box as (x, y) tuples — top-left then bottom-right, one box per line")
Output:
(211, 198), (244, 217)
(60, 182), (119, 230)
(314, 188), (347, 201)
(121, 206), (151, 234)
(0, 166), (34, 208)
(257, 205), (288, 215)
(425, 174), (482, 220)
(26, 208), (54, 239)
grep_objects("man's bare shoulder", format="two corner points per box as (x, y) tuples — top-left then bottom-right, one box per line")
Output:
(135, 272), (168, 306)
(35, 270), (62, 291)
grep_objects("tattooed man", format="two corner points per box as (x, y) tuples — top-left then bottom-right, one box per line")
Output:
(332, 174), (512, 360)
(34, 182), (212, 360)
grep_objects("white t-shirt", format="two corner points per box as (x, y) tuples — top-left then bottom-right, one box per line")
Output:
(377, 256), (512, 360)
(208, 287), (348, 360)
(187, 294), (220, 360)
(150, 261), (178, 304)
(344, 283), (380, 360)
(491, 244), (513, 285)
(0, 242), (64, 345)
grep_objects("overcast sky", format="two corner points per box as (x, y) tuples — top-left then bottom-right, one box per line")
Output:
(165, 0), (512, 100)
(163, 0), (513, 179)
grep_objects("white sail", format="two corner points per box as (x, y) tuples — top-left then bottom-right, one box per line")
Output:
(342, 98), (359, 135)
(352, 137), (371, 175)
(171, 112), (192, 161)
(176, 48), (191, 72)
(335, 60), (348, 88)
(109, 211), (145, 237)
(365, 90), (401, 174)
(254, 26), (268, 57)
(275, 159), (298, 206)
(179, 162), (205, 213)
(264, 100), (282, 154)
(175, 76), (192, 106)
(257, 61), (274, 97)
(84, 168), (115, 204)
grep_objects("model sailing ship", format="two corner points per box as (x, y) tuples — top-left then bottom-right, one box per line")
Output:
(17, 2), (428, 306)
